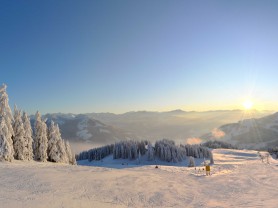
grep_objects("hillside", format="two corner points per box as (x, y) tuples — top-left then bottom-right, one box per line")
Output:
(0, 149), (277, 208)
(202, 112), (278, 149)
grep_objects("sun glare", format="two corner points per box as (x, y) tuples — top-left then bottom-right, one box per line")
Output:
(243, 100), (254, 110)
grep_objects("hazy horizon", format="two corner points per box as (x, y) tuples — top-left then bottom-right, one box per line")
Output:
(31, 108), (275, 116)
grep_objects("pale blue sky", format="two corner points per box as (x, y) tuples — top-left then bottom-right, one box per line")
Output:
(1, 0), (278, 114)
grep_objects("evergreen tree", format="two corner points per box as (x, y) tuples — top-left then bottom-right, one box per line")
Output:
(0, 84), (14, 157)
(0, 117), (14, 161)
(13, 105), (26, 160)
(65, 140), (76, 165)
(138, 150), (141, 164)
(34, 111), (48, 162)
(147, 143), (154, 161)
(188, 156), (195, 167)
(209, 151), (214, 165)
(48, 121), (59, 162)
(22, 111), (33, 161)
(48, 121), (68, 163)
(55, 124), (68, 163)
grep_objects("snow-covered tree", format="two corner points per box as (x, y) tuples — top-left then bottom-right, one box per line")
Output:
(0, 117), (14, 161)
(188, 156), (195, 167)
(209, 151), (214, 165)
(65, 140), (76, 165)
(34, 111), (48, 162)
(22, 111), (33, 161)
(138, 150), (141, 164)
(13, 105), (26, 160)
(48, 121), (68, 163)
(147, 143), (154, 161)
(47, 121), (59, 162)
(0, 84), (14, 157)
(55, 125), (68, 163)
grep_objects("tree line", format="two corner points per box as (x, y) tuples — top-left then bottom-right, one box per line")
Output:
(76, 139), (214, 164)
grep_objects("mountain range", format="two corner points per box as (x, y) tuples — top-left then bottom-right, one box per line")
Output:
(34, 110), (273, 153)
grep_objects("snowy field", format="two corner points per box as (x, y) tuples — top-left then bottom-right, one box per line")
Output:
(1, 149), (278, 208)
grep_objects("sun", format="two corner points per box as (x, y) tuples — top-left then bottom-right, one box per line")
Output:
(243, 100), (254, 110)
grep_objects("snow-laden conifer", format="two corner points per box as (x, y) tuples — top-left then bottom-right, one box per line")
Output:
(22, 111), (33, 160)
(13, 105), (26, 160)
(48, 121), (59, 162)
(147, 143), (154, 161)
(65, 140), (76, 165)
(0, 84), (14, 156)
(0, 117), (14, 161)
(188, 156), (195, 167)
(209, 151), (214, 165)
(138, 150), (141, 164)
(34, 111), (48, 162)
(55, 124), (68, 163)
(48, 121), (68, 163)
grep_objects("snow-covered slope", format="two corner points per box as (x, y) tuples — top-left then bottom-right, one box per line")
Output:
(202, 112), (278, 149)
(0, 149), (278, 208)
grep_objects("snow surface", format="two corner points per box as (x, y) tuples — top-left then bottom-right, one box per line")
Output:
(1, 149), (278, 208)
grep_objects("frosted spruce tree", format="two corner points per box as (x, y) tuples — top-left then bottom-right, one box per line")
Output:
(47, 121), (59, 162)
(22, 111), (33, 160)
(147, 143), (154, 161)
(34, 111), (48, 162)
(0, 84), (14, 157)
(48, 121), (68, 163)
(0, 117), (14, 161)
(55, 124), (68, 163)
(13, 105), (26, 160)
(209, 151), (214, 165)
(65, 140), (76, 165)
(138, 150), (141, 164)
(188, 156), (195, 167)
